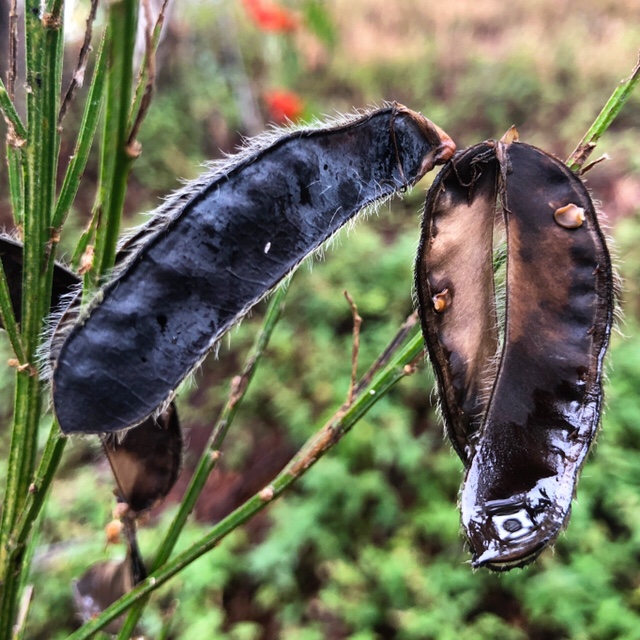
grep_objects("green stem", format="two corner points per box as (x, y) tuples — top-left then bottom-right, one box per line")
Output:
(6, 143), (24, 228)
(91, 0), (138, 282)
(117, 284), (290, 638)
(566, 54), (640, 172)
(0, 3), (63, 636)
(52, 35), (108, 231)
(0, 78), (27, 141)
(68, 329), (424, 639)
(11, 422), (67, 555)
(0, 257), (26, 362)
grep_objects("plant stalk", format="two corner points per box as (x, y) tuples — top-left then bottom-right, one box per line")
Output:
(91, 0), (138, 283)
(566, 53), (640, 172)
(0, 1), (63, 635)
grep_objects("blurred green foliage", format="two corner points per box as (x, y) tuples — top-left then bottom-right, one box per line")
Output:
(4, 0), (640, 637)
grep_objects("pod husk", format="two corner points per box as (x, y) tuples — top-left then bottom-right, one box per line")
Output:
(418, 140), (614, 570)
(416, 143), (499, 462)
(102, 401), (182, 513)
(52, 105), (455, 434)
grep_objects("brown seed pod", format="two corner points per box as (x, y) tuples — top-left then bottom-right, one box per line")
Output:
(463, 141), (613, 569)
(416, 142), (500, 460)
(418, 140), (614, 570)
(102, 401), (182, 514)
(73, 516), (146, 634)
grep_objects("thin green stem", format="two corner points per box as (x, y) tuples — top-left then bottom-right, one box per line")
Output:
(0, 258), (26, 363)
(45, 0), (64, 17)
(91, 0), (138, 282)
(68, 327), (423, 639)
(53, 35), (108, 231)
(6, 144), (24, 228)
(566, 54), (640, 172)
(0, 3), (63, 636)
(0, 78), (27, 141)
(117, 284), (290, 638)
(11, 422), (67, 554)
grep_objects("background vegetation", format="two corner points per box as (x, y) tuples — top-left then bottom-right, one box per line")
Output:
(1, 0), (640, 638)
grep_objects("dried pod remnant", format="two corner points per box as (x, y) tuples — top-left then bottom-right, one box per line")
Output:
(418, 140), (614, 570)
(102, 402), (182, 513)
(52, 105), (456, 434)
(72, 519), (146, 635)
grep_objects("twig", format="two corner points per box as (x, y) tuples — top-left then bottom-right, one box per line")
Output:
(52, 33), (107, 231)
(127, 0), (169, 151)
(58, 0), (100, 127)
(343, 290), (361, 405)
(0, 1), (64, 634)
(0, 80), (27, 142)
(0, 258), (26, 363)
(91, 0), (138, 282)
(354, 309), (420, 395)
(4, 0), (25, 228)
(12, 584), (33, 640)
(8, 0), (18, 100)
(566, 52), (640, 173)
(11, 422), (67, 556)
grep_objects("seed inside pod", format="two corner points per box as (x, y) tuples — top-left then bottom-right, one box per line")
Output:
(553, 203), (585, 229)
(432, 288), (452, 313)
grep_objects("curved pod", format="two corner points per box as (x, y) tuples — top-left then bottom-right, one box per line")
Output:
(52, 105), (455, 434)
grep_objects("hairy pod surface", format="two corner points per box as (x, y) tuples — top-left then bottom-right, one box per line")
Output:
(418, 141), (614, 570)
(52, 105), (455, 434)
(0, 237), (184, 500)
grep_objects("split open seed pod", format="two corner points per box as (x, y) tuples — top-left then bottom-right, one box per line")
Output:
(416, 139), (615, 570)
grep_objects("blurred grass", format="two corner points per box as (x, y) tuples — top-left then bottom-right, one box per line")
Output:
(3, 0), (640, 637)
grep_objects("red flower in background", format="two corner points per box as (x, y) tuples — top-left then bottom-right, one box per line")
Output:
(242, 0), (298, 33)
(264, 89), (304, 123)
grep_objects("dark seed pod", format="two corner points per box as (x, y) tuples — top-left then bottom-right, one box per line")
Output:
(103, 401), (182, 513)
(0, 236), (79, 325)
(52, 105), (456, 434)
(461, 141), (614, 569)
(73, 559), (135, 634)
(416, 143), (500, 461)
(418, 141), (614, 570)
